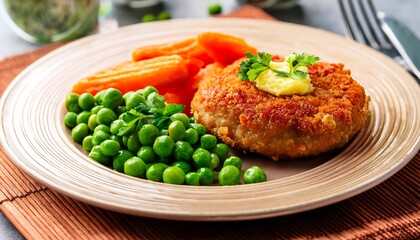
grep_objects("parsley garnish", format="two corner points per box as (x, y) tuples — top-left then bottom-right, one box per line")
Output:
(117, 101), (184, 136)
(238, 52), (320, 81)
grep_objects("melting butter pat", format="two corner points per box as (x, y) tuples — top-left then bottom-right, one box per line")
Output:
(255, 61), (314, 96)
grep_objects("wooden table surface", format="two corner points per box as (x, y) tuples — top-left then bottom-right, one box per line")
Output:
(0, 0), (419, 239)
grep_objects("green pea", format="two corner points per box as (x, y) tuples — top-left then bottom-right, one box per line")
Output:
(138, 124), (159, 146)
(137, 118), (146, 131)
(94, 124), (111, 134)
(124, 157), (146, 178)
(100, 139), (120, 156)
(89, 145), (112, 166)
(65, 93), (82, 113)
(126, 93), (145, 111)
(102, 88), (123, 110)
(168, 120), (186, 141)
(136, 88), (146, 95)
(110, 135), (124, 147)
(146, 163), (168, 182)
(146, 163), (154, 171)
(92, 130), (111, 146)
(90, 105), (104, 114)
(94, 90), (105, 104)
(153, 135), (175, 157)
(192, 148), (212, 168)
(64, 112), (78, 129)
(184, 128), (198, 145)
(243, 166), (267, 184)
(147, 92), (165, 109)
(96, 108), (117, 126)
(171, 161), (191, 174)
(170, 113), (190, 128)
(209, 153), (220, 170)
(71, 123), (89, 144)
(208, 3), (222, 15)
(82, 135), (94, 151)
(197, 167), (214, 185)
(110, 119), (125, 135)
(127, 133), (141, 154)
(190, 123), (206, 136)
(157, 11), (171, 20)
(159, 129), (169, 136)
(87, 114), (98, 131)
(142, 86), (158, 99)
(189, 117), (196, 123)
(137, 146), (157, 164)
(76, 111), (92, 125)
(173, 141), (194, 162)
(212, 143), (230, 161)
(218, 165), (240, 186)
(200, 134), (217, 150)
(162, 166), (185, 185)
(185, 172), (200, 186)
(113, 150), (135, 172)
(223, 156), (242, 170)
(142, 13), (156, 22)
(123, 91), (134, 103)
(122, 135), (129, 147)
(78, 93), (95, 111)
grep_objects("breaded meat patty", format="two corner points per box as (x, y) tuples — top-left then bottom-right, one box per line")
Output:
(191, 59), (370, 160)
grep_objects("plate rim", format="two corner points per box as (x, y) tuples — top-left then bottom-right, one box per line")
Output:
(1, 18), (419, 221)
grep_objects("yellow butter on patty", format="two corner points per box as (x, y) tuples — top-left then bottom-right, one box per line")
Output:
(255, 61), (314, 96)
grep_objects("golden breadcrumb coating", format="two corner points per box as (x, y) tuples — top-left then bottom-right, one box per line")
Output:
(191, 58), (370, 160)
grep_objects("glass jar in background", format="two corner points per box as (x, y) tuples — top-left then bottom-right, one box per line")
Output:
(127, 0), (162, 8)
(247, 0), (297, 9)
(0, 0), (99, 44)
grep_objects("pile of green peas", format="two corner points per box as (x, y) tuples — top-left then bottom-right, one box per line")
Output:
(64, 86), (267, 186)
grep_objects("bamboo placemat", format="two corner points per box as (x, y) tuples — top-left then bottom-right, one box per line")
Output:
(1, 5), (419, 240)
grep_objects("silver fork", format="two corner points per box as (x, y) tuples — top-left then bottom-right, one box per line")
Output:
(338, 0), (410, 71)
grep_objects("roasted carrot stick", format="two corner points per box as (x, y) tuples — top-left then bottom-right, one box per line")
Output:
(132, 38), (195, 61)
(132, 38), (214, 66)
(197, 32), (257, 66)
(72, 55), (201, 95)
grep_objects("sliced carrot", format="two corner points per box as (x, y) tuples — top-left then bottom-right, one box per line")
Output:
(186, 42), (214, 66)
(132, 38), (195, 61)
(72, 55), (201, 95)
(197, 32), (257, 66)
(132, 38), (214, 66)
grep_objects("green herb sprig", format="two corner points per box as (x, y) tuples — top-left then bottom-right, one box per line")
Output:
(238, 52), (320, 81)
(117, 101), (184, 136)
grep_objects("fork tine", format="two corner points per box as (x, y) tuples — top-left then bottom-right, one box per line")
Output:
(347, 0), (372, 45)
(338, 0), (357, 40)
(339, 0), (411, 72)
(359, 0), (403, 58)
(339, 0), (394, 49)
(355, 0), (380, 49)
(339, 0), (369, 45)
(363, 0), (393, 49)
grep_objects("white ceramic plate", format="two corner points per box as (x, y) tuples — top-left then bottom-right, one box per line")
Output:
(1, 19), (419, 221)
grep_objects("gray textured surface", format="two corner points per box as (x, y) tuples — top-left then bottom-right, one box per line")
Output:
(0, 0), (419, 239)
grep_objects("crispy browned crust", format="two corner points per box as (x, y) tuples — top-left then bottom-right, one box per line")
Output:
(191, 58), (370, 160)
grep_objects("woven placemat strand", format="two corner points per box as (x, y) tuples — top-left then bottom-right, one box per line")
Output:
(1, 6), (419, 240)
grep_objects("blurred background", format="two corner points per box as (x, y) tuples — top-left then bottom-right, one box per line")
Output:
(1, 0), (418, 59)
